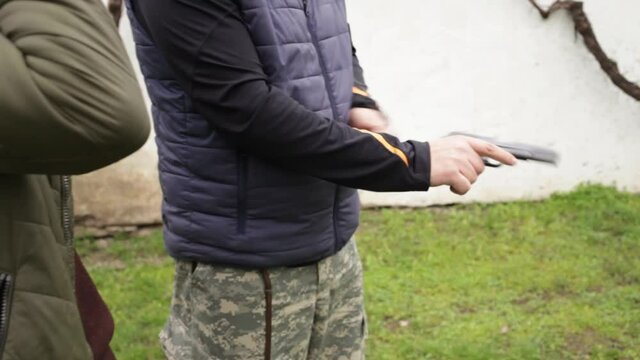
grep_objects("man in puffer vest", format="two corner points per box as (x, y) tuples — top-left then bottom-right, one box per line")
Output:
(125, 0), (517, 358)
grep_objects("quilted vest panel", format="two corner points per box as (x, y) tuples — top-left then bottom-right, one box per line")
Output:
(127, 0), (359, 267)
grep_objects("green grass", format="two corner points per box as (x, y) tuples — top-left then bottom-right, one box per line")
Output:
(77, 185), (640, 359)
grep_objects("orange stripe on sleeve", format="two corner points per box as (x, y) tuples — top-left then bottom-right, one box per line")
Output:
(355, 129), (409, 167)
(352, 87), (369, 97)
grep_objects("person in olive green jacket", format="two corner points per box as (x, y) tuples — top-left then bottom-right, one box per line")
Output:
(0, 0), (150, 358)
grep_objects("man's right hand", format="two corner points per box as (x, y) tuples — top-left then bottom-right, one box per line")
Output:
(429, 135), (517, 195)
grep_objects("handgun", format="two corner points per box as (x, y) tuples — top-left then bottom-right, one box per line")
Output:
(449, 132), (559, 167)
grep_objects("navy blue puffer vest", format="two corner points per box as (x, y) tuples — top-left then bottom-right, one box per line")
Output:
(128, 0), (359, 267)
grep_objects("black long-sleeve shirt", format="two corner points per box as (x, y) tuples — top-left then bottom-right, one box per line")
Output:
(133, 0), (431, 192)
(351, 41), (379, 110)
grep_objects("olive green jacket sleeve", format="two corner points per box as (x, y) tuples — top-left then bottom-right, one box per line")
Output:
(0, 0), (150, 175)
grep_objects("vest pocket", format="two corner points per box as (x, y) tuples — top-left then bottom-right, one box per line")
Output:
(0, 272), (14, 357)
(237, 153), (249, 234)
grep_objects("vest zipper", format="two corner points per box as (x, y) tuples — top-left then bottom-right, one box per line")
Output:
(303, 0), (342, 252)
(0, 273), (14, 358)
(303, 0), (341, 122)
(237, 153), (249, 234)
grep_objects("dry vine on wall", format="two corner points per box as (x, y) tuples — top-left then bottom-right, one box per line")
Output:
(530, 0), (639, 101)
(108, 0), (123, 27)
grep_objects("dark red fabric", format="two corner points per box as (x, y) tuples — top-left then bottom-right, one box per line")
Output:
(74, 252), (117, 360)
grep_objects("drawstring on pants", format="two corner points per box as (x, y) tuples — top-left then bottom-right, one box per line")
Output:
(260, 270), (273, 360)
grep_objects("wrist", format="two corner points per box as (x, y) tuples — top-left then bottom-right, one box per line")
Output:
(351, 90), (379, 111)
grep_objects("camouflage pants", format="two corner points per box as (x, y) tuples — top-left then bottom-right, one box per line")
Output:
(160, 239), (367, 360)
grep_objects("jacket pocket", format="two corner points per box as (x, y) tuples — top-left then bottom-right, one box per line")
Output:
(0, 272), (14, 358)
(236, 153), (249, 234)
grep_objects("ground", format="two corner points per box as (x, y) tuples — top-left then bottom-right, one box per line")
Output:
(77, 185), (640, 359)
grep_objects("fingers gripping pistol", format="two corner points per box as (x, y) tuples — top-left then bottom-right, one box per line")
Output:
(449, 132), (560, 167)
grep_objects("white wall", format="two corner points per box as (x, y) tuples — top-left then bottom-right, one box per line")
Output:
(75, 0), (640, 225)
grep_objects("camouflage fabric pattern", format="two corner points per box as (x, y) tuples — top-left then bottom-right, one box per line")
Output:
(160, 239), (367, 360)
